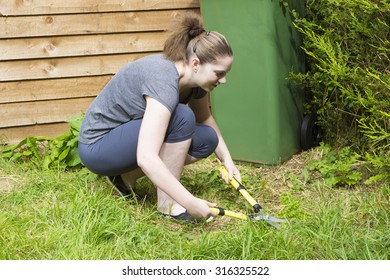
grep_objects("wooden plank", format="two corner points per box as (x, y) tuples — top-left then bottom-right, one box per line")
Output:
(0, 0), (200, 16)
(0, 32), (167, 61)
(0, 9), (197, 39)
(2, 98), (94, 128)
(0, 76), (111, 104)
(0, 123), (70, 144)
(0, 52), (158, 82)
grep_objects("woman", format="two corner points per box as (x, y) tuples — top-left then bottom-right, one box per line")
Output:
(78, 12), (241, 222)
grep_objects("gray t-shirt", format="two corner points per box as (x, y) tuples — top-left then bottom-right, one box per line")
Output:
(78, 54), (206, 144)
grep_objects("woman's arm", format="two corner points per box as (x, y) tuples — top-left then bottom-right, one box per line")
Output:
(189, 94), (242, 183)
(137, 96), (216, 218)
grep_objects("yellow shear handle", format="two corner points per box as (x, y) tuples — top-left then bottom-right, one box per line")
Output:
(219, 166), (261, 212)
(210, 207), (248, 220)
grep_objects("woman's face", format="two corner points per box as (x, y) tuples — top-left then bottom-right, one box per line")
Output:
(195, 56), (233, 92)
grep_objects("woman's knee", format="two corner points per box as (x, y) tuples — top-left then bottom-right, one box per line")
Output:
(189, 124), (219, 158)
(165, 104), (196, 143)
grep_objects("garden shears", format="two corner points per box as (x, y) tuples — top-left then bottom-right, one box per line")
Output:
(210, 166), (286, 229)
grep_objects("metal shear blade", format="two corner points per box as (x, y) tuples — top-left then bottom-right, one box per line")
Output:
(248, 211), (287, 229)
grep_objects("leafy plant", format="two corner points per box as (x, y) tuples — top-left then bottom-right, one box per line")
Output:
(363, 151), (390, 185)
(1, 115), (83, 169)
(308, 144), (363, 187)
(279, 191), (307, 219)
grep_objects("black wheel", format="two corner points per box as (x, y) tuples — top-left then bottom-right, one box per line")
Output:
(300, 113), (323, 150)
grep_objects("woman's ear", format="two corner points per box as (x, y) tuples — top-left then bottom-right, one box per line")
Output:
(191, 57), (201, 72)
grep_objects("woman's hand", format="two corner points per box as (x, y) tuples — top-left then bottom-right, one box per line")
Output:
(220, 160), (242, 184)
(185, 197), (217, 219)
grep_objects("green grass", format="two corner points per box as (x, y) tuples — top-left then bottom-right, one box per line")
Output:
(0, 150), (388, 260)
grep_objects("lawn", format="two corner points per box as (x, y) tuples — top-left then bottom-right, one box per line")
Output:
(0, 148), (388, 260)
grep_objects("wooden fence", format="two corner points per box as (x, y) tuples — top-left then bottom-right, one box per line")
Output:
(0, 0), (200, 143)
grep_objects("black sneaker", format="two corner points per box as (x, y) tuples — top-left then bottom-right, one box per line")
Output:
(163, 211), (199, 224)
(107, 176), (132, 197)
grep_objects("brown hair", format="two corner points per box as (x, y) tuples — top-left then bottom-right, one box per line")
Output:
(163, 12), (233, 63)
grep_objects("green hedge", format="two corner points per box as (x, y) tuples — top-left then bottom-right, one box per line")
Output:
(288, 0), (389, 180)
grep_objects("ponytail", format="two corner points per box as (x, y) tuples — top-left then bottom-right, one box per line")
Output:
(163, 12), (233, 63)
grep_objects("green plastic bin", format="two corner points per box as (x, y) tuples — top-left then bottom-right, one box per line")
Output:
(201, 0), (305, 164)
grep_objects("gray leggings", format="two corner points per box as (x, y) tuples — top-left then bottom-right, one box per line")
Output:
(78, 104), (219, 176)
